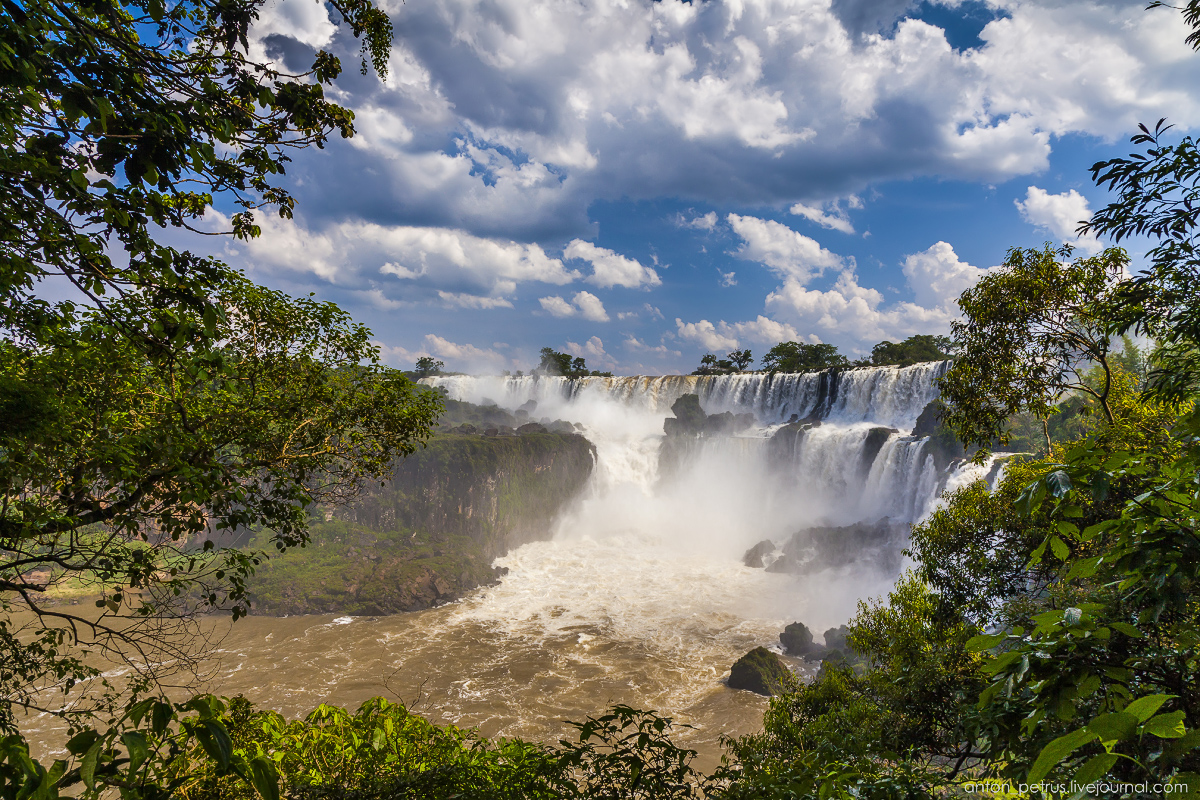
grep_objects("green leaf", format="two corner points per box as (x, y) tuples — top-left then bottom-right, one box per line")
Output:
(248, 756), (280, 800)
(1049, 536), (1070, 560)
(195, 720), (233, 770)
(1029, 728), (1095, 782)
(65, 730), (100, 756)
(1073, 753), (1118, 784)
(120, 731), (149, 774)
(1108, 622), (1142, 638)
(80, 741), (102, 790)
(1046, 469), (1073, 497)
(1123, 694), (1173, 723)
(1167, 774), (1200, 800)
(966, 633), (1004, 653)
(1142, 711), (1187, 739)
(1088, 711), (1138, 744)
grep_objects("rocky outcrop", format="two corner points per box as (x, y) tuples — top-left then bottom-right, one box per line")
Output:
(660, 394), (756, 478)
(248, 431), (596, 616)
(742, 540), (775, 569)
(779, 622), (855, 664)
(727, 647), (791, 696)
(337, 433), (596, 558)
(747, 518), (906, 576)
(913, 399), (968, 472)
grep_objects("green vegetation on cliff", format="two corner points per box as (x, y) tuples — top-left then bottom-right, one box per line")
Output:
(245, 432), (595, 615)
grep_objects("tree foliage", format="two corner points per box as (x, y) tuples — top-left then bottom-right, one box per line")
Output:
(760, 342), (848, 374)
(939, 244), (1127, 451)
(0, 0), (446, 742)
(868, 335), (954, 368)
(1085, 119), (1200, 401)
(537, 348), (611, 378)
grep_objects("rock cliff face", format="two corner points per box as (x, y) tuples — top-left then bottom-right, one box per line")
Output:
(248, 432), (596, 616)
(335, 432), (596, 558)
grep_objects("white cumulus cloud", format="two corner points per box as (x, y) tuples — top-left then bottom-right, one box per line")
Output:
(1015, 186), (1102, 254)
(565, 240), (662, 289)
(538, 291), (610, 321)
(727, 214), (843, 284)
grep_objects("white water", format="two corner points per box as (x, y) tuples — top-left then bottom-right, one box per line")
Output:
(425, 363), (962, 640)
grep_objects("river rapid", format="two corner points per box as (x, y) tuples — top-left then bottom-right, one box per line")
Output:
(22, 364), (998, 766)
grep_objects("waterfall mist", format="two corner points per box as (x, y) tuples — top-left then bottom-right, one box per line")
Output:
(426, 363), (955, 636)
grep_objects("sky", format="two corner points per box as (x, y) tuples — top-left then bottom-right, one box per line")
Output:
(183, 0), (1200, 375)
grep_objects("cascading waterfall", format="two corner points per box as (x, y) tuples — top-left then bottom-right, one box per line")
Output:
(425, 360), (955, 529)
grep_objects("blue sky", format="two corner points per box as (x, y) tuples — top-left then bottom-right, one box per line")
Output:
(185, 0), (1200, 374)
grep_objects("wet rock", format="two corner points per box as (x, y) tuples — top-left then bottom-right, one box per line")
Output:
(823, 625), (850, 653)
(517, 422), (549, 434)
(780, 622), (827, 660)
(519, 399), (538, 413)
(728, 647), (790, 696)
(484, 427), (499, 437)
(664, 394), (707, 436)
(743, 540), (775, 569)
(455, 423), (477, 435)
(705, 411), (755, 435)
(764, 553), (802, 573)
(913, 400), (968, 472)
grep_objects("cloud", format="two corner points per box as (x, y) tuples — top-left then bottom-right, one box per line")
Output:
(901, 241), (991, 310)
(789, 201), (855, 234)
(565, 336), (615, 366)
(1015, 186), (1102, 254)
(423, 334), (511, 372)
(669, 315), (801, 352)
(538, 291), (610, 321)
(674, 318), (740, 352)
(572, 291), (611, 322)
(539, 295), (576, 317)
(564, 240), (662, 289)
(679, 211), (718, 230)
(247, 0), (1200, 245)
(231, 211), (579, 308)
(624, 336), (683, 358)
(727, 214), (844, 284)
(719, 270), (737, 287)
(696, 240), (991, 354)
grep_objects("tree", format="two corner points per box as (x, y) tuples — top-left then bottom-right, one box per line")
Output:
(760, 342), (848, 374)
(868, 335), (954, 368)
(1, 0), (392, 349)
(939, 244), (1127, 452)
(691, 349), (752, 375)
(414, 357), (445, 377)
(535, 348), (610, 378)
(0, 0), (443, 739)
(1084, 119), (1200, 401)
(728, 349), (753, 371)
(0, 277), (442, 730)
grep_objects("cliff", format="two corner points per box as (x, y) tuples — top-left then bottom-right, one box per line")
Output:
(248, 431), (596, 615)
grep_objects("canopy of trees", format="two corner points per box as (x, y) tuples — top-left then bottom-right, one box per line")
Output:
(536, 348), (612, 378)
(692, 349), (753, 375)
(868, 335), (954, 367)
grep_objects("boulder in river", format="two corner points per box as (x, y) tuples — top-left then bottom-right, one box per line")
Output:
(742, 540), (775, 569)
(780, 622), (826, 660)
(728, 647), (790, 696)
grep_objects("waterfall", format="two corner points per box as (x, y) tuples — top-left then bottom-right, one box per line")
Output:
(427, 361), (948, 430)
(424, 362), (957, 529)
(405, 362), (988, 706)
